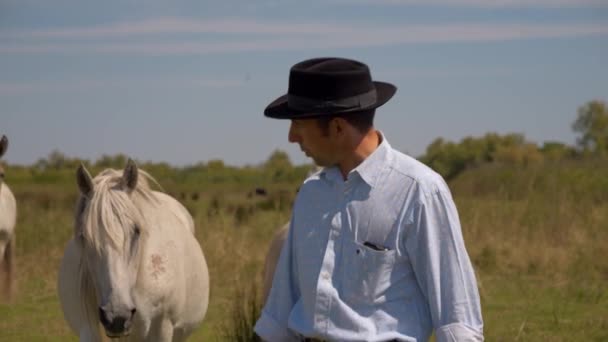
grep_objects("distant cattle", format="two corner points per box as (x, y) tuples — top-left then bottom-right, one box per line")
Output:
(254, 187), (268, 196)
(191, 192), (200, 201)
(247, 187), (268, 199)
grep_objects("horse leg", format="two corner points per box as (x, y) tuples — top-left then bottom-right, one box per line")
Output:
(6, 236), (14, 300)
(0, 236), (14, 302)
(144, 318), (174, 342)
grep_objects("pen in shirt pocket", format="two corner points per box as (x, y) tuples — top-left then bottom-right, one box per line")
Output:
(363, 241), (390, 251)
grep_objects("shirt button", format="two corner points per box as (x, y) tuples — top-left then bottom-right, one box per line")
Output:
(321, 272), (330, 280)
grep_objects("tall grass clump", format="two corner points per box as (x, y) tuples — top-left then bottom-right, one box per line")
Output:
(217, 284), (263, 342)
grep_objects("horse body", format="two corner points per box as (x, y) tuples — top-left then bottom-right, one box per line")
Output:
(261, 223), (289, 304)
(58, 160), (209, 341)
(0, 180), (16, 299)
(0, 135), (16, 300)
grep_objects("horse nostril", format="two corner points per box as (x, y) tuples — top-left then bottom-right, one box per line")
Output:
(99, 307), (110, 326)
(131, 308), (137, 317)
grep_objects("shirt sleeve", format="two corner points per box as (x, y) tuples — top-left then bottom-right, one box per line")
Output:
(254, 216), (301, 342)
(404, 187), (484, 342)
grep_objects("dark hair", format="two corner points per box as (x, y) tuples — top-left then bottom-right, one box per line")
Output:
(317, 109), (376, 136)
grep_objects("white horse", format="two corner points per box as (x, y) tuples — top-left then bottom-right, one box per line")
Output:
(58, 159), (209, 341)
(261, 166), (322, 305)
(0, 135), (17, 300)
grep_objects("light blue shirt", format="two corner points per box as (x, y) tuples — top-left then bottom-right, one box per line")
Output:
(255, 135), (484, 342)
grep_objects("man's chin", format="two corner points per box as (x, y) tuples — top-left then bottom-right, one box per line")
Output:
(311, 159), (332, 168)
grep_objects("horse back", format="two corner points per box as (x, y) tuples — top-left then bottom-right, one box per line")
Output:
(152, 191), (195, 234)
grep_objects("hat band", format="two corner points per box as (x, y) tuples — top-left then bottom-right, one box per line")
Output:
(288, 88), (377, 111)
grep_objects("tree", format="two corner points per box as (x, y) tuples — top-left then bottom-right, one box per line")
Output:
(572, 100), (608, 155)
(264, 150), (292, 181)
(419, 133), (534, 180)
(47, 150), (68, 169)
(95, 153), (128, 168)
(264, 150), (292, 170)
(540, 141), (577, 161)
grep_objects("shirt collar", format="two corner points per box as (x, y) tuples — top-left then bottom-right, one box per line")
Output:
(319, 131), (392, 188)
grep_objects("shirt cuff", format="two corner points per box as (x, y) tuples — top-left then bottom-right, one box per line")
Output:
(436, 323), (484, 342)
(254, 310), (298, 342)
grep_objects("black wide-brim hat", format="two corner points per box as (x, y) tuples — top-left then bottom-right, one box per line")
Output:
(264, 57), (397, 119)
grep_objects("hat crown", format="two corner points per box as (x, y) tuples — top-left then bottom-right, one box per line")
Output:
(288, 57), (374, 100)
(263, 56), (396, 119)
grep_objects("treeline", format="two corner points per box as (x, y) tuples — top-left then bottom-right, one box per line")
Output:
(7, 149), (314, 189)
(420, 100), (607, 180)
(6, 100), (608, 184)
(419, 133), (575, 180)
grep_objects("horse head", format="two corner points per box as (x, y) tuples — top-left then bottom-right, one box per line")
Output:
(0, 135), (10, 254)
(0, 135), (8, 182)
(75, 159), (146, 338)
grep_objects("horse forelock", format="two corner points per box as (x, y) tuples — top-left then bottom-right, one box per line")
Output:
(75, 168), (159, 254)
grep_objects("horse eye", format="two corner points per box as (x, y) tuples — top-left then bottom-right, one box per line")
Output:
(133, 226), (141, 236)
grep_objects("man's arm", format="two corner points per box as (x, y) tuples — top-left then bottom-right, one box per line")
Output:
(404, 187), (484, 341)
(254, 216), (301, 342)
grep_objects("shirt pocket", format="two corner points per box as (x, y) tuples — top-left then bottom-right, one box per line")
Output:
(341, 238), (407, 305)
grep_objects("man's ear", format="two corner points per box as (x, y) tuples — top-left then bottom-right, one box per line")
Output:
(330, 117), (347, 137)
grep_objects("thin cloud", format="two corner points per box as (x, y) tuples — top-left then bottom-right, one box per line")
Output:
(335, 0), (608, 8)
(0, 78), (246, 96)
(0, 17), (354, 39)
(0, 83), (40, 96)
(374, 66), (515, 79)
(1, 20), (607, 55)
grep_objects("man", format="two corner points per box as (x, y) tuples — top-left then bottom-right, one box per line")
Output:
(254, 57), (483, 341)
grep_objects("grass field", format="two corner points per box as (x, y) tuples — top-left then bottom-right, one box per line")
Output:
(0, 160), (607, 341)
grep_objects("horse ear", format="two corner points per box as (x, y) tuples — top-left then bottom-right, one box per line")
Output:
(123, 158), (138, 192)
(76, 163), (94, 196)
(0, 135), (8, 158)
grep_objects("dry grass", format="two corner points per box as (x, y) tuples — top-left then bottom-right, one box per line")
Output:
(1, 161), (607, 341)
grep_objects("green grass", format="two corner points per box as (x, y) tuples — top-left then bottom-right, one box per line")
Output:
(1, 160), (607, 341)
(480, 276), (608, 341)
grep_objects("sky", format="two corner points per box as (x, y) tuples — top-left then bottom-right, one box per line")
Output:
(1, 0), (607, 167)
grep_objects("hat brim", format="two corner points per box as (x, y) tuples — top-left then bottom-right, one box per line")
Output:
(264, 81), (397, 119)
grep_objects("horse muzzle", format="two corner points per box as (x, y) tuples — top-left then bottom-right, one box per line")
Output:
(99, 307), (136, 338)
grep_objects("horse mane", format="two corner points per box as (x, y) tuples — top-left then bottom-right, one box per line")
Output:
(75, 167), (160, 342)
(75, 168), (159, 253)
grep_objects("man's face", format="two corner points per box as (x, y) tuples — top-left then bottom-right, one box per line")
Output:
(288, 118), (337, 167)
